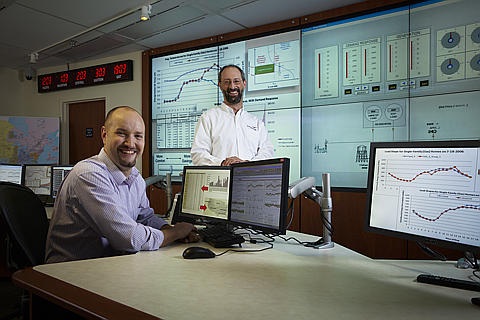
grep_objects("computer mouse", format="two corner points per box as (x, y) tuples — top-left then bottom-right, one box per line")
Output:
(182, 246), (216, 259)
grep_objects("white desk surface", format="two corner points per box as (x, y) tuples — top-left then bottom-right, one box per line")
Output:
(33, 232), (479, 320)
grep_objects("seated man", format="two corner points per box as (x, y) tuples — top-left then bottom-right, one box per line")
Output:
(45, 106), (198, 263)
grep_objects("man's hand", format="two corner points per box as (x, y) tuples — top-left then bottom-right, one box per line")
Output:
(221, 156), (246, 166)
(160, 222), (199, 247)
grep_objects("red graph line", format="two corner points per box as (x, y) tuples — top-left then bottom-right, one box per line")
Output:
(388, 165), (472, 182)
(163, 63), (219, 103)
(412, 205), (480, 222)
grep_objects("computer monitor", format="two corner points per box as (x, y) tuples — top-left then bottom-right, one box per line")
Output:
(24, 164), (52, 196)
(179, 166), (232, 225)
(0, 164), (24, 185)
(365, 140), (480, 253)
(51, 165), (74, 198)
(229, 158), (290, 235)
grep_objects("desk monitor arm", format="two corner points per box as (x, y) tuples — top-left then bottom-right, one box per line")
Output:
(145, 173), (173, 217)
(288, 174), (333, 249)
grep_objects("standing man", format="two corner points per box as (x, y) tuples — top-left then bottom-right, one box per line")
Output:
(190, 64), (274, 166)
(45, 106), (199, 263)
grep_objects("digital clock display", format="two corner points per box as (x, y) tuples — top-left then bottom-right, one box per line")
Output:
(38, 60), (133, 93)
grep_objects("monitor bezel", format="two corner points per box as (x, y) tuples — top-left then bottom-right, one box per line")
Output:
(178, 165), (233, 225)
(229, 157), (290, 235)
(364, 139), (480, 253)
(0, 163), (25, 185)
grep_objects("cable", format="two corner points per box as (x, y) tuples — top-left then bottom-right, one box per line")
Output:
(215, 241), (274, 256)
(473, 269), (480, 282)
(464, 251), (479, 270)
(320, 208), (332, 234)
(285, 200), (295, 230)
(276, 234), (324, 249)
(416, 241), (447, 261)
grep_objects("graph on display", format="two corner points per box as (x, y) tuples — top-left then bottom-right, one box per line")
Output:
(343, 38), (381, 86)
(162, 64), (219, 104)
(400, 192), (480, 245)
(230, 179), (282, 226)
(151, 42), (245, 119)
(368, 142), (480, 248)
(182, 169), (231, 220)
(154, 61), (220, 114)
(208, 175), (229, 188)
(378, 159), (475, 191)
(386, 29), (430, 81)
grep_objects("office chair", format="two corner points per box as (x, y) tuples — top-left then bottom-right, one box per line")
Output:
(0, 181), (49, 320)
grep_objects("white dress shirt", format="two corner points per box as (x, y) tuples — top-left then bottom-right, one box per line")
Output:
(190, 103), (274, 165)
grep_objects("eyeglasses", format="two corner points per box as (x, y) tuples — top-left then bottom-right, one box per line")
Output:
(220, 79), (243, 86)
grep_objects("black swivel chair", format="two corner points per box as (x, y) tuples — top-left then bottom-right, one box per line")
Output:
(0, 181), (49, 319)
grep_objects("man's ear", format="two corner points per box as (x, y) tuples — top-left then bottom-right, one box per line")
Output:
(101, 126), (107, 142)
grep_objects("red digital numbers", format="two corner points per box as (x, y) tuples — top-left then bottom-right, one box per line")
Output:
(76, 70), (87, 81)
(113, 63), (127, 75)
(41, 75), (52, 86)
(95, 67), (106, 78)
(38, 60), (132, 93)
(60, 73), (69, 83)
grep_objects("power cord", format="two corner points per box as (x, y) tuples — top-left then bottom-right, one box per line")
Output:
(276, 234), (324, 249)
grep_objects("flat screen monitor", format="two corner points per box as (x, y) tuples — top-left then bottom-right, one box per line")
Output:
(365, 140), (480, 252)
(0, 164), (24, 185)
(51, 165), (73, 198)
(24, 164), (52, 196)
(229, 158), (290, 235)
(179, 166), (232, 225)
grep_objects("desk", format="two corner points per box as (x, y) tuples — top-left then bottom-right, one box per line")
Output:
(13, 232), (479, 319)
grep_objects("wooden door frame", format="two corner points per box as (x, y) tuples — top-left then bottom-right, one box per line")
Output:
(61, 98), (106, 164)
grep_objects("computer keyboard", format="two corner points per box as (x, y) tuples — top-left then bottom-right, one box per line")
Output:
(416, 274), (480, 292)
(198, 225), (245, 248)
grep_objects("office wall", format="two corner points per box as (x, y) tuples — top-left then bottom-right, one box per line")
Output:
(0, 51), (144, 170)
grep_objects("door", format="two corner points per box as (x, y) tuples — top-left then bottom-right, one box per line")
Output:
(68, 100), (105, 164)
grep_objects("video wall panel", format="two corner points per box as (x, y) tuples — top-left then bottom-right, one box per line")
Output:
(151, 30), (302, 181)
(151, 0), (480, 188)
(301, 0), (480, 187)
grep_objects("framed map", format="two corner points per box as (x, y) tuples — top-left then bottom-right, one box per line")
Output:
(0, 116), (60, 164)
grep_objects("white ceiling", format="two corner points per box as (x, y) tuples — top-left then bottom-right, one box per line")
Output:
(0, 0), (363, 72)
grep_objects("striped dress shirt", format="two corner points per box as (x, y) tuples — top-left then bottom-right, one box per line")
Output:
(45, 148), (167, 263)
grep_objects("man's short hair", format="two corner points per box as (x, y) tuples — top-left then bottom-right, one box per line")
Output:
(218, 64), (246, 83)
(104, 106), (140, 127)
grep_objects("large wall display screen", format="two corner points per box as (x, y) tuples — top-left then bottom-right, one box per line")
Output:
(301, 0), (480, 188)
(150, 0), (480, 189)
(151, 30), (301, 181)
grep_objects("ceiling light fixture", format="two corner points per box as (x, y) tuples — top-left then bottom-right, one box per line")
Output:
(140, 5), (151, 21)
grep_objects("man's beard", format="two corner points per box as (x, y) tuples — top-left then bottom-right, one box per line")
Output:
(118, 149), (137, 168)
(121, 159), (136, 168)
(223, 88), (243, 104)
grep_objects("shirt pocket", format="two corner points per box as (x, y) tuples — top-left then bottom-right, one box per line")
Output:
(242, 119), (261, 150)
